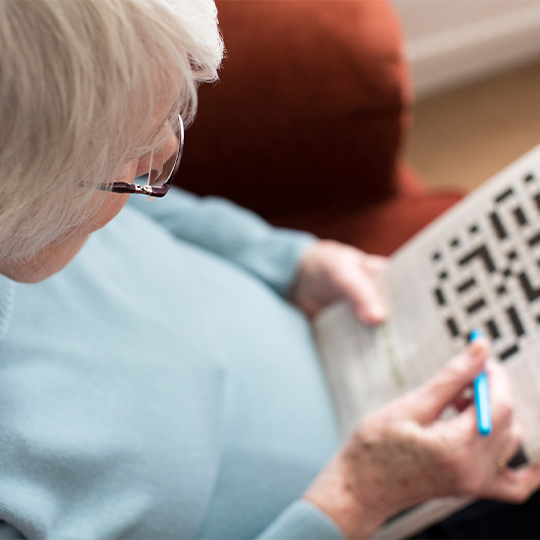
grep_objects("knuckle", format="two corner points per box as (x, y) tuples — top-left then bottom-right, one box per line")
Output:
(435, 361), (466, 389)
(444, 363), (463, 381)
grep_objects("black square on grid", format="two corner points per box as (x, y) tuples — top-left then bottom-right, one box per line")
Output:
(508, 250), (518, 260)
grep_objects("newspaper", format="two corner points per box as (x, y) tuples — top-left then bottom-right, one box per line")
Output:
(314, 144), (540, 538)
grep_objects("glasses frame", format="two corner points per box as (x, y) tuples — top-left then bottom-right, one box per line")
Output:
(98, 114), (184, 198)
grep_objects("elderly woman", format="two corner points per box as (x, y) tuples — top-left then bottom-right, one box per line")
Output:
(0, 1), (539, 539)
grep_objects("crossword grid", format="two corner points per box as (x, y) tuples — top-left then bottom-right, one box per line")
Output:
(429, 171), (540, 363)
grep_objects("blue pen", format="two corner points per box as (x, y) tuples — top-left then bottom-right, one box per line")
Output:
(470, 328), (492, 436)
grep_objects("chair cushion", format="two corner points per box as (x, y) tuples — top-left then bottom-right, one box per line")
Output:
(270, 190), (464, 256)
(178, 0), (412, 220)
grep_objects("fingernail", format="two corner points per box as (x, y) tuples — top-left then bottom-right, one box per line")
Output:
(468, 328), (487, 358)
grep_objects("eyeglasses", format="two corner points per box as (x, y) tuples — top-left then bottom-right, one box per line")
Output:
(98, 114), (184, 198)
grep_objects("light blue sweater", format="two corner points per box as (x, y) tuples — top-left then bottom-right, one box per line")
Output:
(0, 188), (343, 539)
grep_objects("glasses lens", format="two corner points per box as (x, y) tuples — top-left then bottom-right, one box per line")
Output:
(146, 129), (181, 188)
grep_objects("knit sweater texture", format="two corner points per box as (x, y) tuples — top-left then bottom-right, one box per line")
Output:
(0, 188), (342, 539)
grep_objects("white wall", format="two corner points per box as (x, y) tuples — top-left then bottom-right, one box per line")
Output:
(391, 0), (540, 98)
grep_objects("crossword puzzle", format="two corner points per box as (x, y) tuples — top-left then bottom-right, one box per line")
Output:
(430, 171), (540, 363)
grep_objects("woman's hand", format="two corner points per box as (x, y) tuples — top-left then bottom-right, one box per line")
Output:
(290, 240), (388, 324)
(304, 339), (540, 539)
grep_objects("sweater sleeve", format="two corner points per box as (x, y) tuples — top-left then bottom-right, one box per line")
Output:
(0, 523), (24, 539)
(257, 500), (344, 540)
(0, 503), (345, 540)
(127, 187), (316, 297)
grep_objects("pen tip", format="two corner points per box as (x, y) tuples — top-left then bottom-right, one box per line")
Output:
(469, 328), (483, 342)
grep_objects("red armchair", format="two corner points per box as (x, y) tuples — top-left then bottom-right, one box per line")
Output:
(176, 0), (463, 256)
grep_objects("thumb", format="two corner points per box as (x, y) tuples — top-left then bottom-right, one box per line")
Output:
(405, 338), (489, 424)
(340, 270), (387, 325)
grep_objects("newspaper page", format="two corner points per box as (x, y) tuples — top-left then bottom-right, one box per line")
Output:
(313, 143), (540, 538)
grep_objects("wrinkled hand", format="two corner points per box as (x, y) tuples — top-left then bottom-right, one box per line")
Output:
(304, 339), (540, 539)
(290, 240), (388, 324)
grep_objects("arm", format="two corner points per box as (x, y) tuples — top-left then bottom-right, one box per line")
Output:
(256, 500), (344, 540)
(130, 190), (388, 320)
(303, 339), (540, 539)
(0, 523), (24, 540)
(127, 187), (316, 297)
(249, 339), (540, 540)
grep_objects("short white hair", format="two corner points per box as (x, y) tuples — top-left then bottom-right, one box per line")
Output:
(0, 0), (223, 260)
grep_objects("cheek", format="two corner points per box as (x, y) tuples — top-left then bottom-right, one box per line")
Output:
(81, 160), (136, 234)
(83, 192), (130, 234)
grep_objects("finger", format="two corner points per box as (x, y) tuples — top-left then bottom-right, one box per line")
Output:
(362, 255), (388, 277)
(339, 267), (388, 325)
(489, 463), (540, 504)
(404, 339), (489, 423)
(484, 360), (514, 432)
(445, 399), (520, 465)
(503, 425), (524, 464)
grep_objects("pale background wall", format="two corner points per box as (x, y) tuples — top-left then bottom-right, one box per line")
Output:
(391, 0), (540, 98)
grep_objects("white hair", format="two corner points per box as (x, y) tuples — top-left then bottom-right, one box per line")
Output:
(0, 0), (223, 260)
